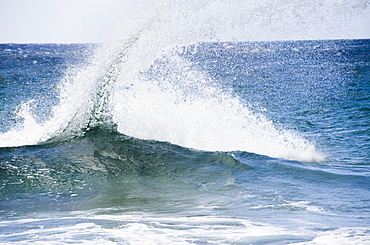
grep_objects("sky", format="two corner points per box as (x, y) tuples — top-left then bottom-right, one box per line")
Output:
(0, 0), (143, 43)
(0, 0), (369, 43)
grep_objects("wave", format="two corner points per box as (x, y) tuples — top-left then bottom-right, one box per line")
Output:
(8, 0), (369, 161)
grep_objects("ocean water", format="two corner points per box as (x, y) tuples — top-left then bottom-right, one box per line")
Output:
(1, 1), (370, 244)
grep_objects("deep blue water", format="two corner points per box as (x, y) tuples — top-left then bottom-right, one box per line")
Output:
(0, 40), (369, 244)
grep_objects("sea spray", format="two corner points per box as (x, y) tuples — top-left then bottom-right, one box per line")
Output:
(106, 46), (319, 162)
(106, 0), (327, 161)
(2, 0), (367, 160)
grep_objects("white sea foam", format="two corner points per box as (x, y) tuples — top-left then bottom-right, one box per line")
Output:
(292, 227), (370, 245)
(1, 213), (369, 245)
(0, 214), (298, 244)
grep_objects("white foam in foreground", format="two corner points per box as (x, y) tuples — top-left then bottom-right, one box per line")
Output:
(1, 214), (369, 245)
